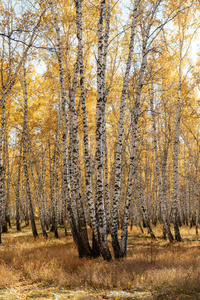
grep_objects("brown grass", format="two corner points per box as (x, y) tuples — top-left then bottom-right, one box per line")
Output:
(0, 224), (200, 299)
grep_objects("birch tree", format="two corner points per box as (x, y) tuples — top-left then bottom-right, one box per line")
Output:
(76, 0), (101, 256)
(21, 65), (38, 238)
(111, 0), (140, 259)
(95, 0), (112, 261)
(149, 70), (174, 242)
(119, 0), (164, 258)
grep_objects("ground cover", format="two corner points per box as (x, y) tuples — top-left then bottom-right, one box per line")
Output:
(0, 224), (200, 299)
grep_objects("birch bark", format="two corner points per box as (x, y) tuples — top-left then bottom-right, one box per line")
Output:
(104, 139), (111, 232)
(49, 112), (60, 238)
(50, 0), (92, 256)
(70, 69), (92, 257)
(101, 0), (111, 161)
(62, 104), (86, 257)
(28, 136), (47, 237)
(5, 138), (11, 229)
(149, 73), (173, 242)
(2, 137), (7, 233)
(16, 142), (22, 231)
(76, 0), (101, 256)
(111, 0), (140, 259)
(182, 133), (200, 234)
(135, 165), (155, 237)
(172, 63), (182, 241)
(95, 0), (112, 261)
(0, 92), (5, 243)
(120, 53), (148, 257)
(22, 65), (38, 238)
(34, 147), (50, 230)
(184, 144), (189, 226)
(118, 0), (163, 257)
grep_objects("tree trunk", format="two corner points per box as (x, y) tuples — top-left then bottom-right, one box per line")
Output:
(172, 65), (182, 242)
(16, 143), (22, 231)
(22, 65), (38, 238)
(76, 0), (101, 256)
(50, 0), (92, 256)
(111, 0), (140, 259)
(28, 136), (48, 237)
(0, 92), (6, 243)
(149, 72), (173, 242)
(95, 0), (112, 261)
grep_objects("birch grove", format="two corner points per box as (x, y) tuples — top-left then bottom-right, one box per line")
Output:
(0, 0), (200, 261)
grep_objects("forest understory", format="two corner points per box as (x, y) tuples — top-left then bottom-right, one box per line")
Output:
(0, 223), (200, 300)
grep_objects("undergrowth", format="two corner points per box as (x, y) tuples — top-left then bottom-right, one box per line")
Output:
(0, 223), (200, 299)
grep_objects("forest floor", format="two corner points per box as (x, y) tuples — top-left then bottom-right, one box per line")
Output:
(0, 223), (200, 299)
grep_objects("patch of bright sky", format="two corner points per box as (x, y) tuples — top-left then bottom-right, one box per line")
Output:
(190, 39), (200, 63)
(35, 60), (47, 74)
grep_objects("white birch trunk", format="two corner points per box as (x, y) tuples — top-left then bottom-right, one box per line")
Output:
(95, 0), (112, 261)
(135, 165), (155, 237)
(172, 64), (182, 241)
(50, 2), (90, 254)
(16, 142), (22, 231)
(28, 136), (47, 237)
(120, 53), (148, 257)
(149, 73), (173, 242)
(76, 0), (101, 257)
(63, 103), (86, 257)
(0, 92), (5, 243)
(104, 139), (111, 232)
(111, 0), (140, 258)
(49, 111), (60, 238)
(22, 65), (38, 238)
(101, 0), (111, 161)
(184, 143), (189, 226)
(119, 0), (163, 256)
(2, 137), (7, 233)
(5, 139), (11, 229)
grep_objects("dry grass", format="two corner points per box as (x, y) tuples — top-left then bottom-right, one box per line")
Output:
(0, 223), (200, 299)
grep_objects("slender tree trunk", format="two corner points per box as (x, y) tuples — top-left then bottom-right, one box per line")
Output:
(68, 142), (78, 226)
(0, 92), (5, 243)
(62, 103), (86, 257)
(1, 143), (7, 233)
(95, 0), (112, 261)
(111, 0), (140, 259)
(195, 164), (199, 235)
(50, 109), (61, 238)
(34, 147), (51, 230)
(172, 64), (182, 242)
(120, 48), (149, 257)
(60, 171), (68, 236)
(135, 165), (155, 238)
(101, 0), (111, 161)
(182, 134), (200, 234)
(22, 65), (38, 238)
(184, 144), (189, 226)
(69, 67), (92, 256)
(5, 138), (11, 228)
(28, 136), (48, 237)
(50, 0), (92, 256)
(76, 0), (101, 257)
(149, 73), (174, 242)
(104, 139), (111, 233)
(14, 149), (21, 231)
